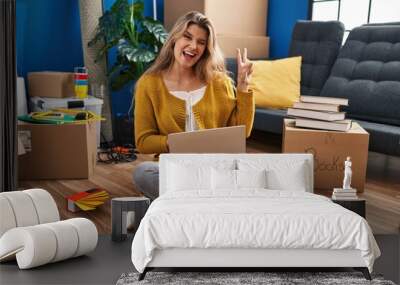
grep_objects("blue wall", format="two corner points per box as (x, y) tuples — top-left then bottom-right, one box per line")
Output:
(16, 0), (84, 78)
(16, 0), (308, 116)
(267, 0), (309, 58)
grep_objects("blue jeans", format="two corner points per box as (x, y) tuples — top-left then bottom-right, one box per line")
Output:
(132, 161), (159, 201)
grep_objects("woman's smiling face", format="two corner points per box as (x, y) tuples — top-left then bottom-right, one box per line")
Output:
(173, 24), (208, 69)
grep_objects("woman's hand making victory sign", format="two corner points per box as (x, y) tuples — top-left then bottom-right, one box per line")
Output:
(236, 48), (253, 93)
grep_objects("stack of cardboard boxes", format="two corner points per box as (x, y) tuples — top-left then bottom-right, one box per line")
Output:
(164, 0), (269, 58)
(18, 72), (98, 180)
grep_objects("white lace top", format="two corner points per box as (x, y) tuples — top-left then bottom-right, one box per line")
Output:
(169, 86), (206, 132)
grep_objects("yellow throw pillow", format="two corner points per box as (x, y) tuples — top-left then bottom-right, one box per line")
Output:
(249, 56), (301, 109)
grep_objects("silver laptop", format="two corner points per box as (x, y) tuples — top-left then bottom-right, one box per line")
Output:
(167, 125), (246, 153)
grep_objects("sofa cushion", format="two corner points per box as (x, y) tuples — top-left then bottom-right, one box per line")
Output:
(355, 120), (400, 156)
(250, 57), (301, 109)
(254, 108), (286, 134)
(320, 24), (400, 126)
(225, 58), (238, 84)
(289, 20), (345, 96)
(225, 57), (267, 84)
(226, 58), (286, 134)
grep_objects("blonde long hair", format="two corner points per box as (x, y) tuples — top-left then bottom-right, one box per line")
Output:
(145, 11), (226, 82)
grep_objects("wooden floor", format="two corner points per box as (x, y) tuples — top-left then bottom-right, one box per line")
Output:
(19, 131), (400, 235)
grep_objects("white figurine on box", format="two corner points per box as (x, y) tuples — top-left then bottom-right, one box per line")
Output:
(343, 156), (352, 190)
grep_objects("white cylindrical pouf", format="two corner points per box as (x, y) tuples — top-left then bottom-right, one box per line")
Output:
(0, 218), (98, 269)
(0, 226), (58, 269)
(43, 221), (79, 263)
(0, 196), (17, 237)
(17, 226), (58, 269)
(65, 218), (98, 257)
(0, 189), (98, 269)
(0, 192), (39, 227)
(23, 189), (60, 223)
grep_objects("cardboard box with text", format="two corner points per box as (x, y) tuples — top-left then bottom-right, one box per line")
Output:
(282, 119), (369, 192)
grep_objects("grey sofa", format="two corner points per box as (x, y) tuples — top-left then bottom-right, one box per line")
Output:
(320, 23), (400, 156)
(227, 20), (345, 134)
(227, 21), (400, 156)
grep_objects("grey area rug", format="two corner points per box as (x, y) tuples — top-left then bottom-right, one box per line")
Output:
(116, 271), (395, 285)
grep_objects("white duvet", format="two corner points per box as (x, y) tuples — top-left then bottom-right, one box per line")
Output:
(131, 190), (380, 273)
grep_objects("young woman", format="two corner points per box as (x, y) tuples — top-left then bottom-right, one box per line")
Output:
(133, 11), (254, 200)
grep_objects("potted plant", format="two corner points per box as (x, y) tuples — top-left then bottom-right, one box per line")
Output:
(89, 0), (168, 91)
(89, 0), (167, 146)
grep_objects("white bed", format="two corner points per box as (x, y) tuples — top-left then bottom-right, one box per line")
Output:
(131, 154), (380, 280)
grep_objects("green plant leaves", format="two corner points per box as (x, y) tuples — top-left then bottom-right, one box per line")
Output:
(119, 44), (156, 63)
(88, 0), (131, 47)
(89, 0), (168, 91)
(142, 18), (168, 44)
(130, 1), (145, 22)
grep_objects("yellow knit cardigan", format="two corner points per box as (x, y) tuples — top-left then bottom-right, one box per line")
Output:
(134, 73), (255, 154)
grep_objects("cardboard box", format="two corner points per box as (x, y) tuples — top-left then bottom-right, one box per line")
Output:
(30, 96), (104, 147)
(164, 0), (268, 36)
(28, 72), (75, 98)
(282, 119), (369, 192)
(217, 34), (269, 58)
(18, 122), (97, 180)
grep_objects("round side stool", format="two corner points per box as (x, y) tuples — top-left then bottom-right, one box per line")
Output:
(111, 197), (150, 242)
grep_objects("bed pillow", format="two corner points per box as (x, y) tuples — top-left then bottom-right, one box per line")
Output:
(265, 162), (307, 191)
(212, 168), (236, 190)
(237, 159), (309, 191)
(236, 169), (267, 188)
(167, 163), (212, 191)
(249, 56), (301, 109)
(211, 168), (267, 190)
